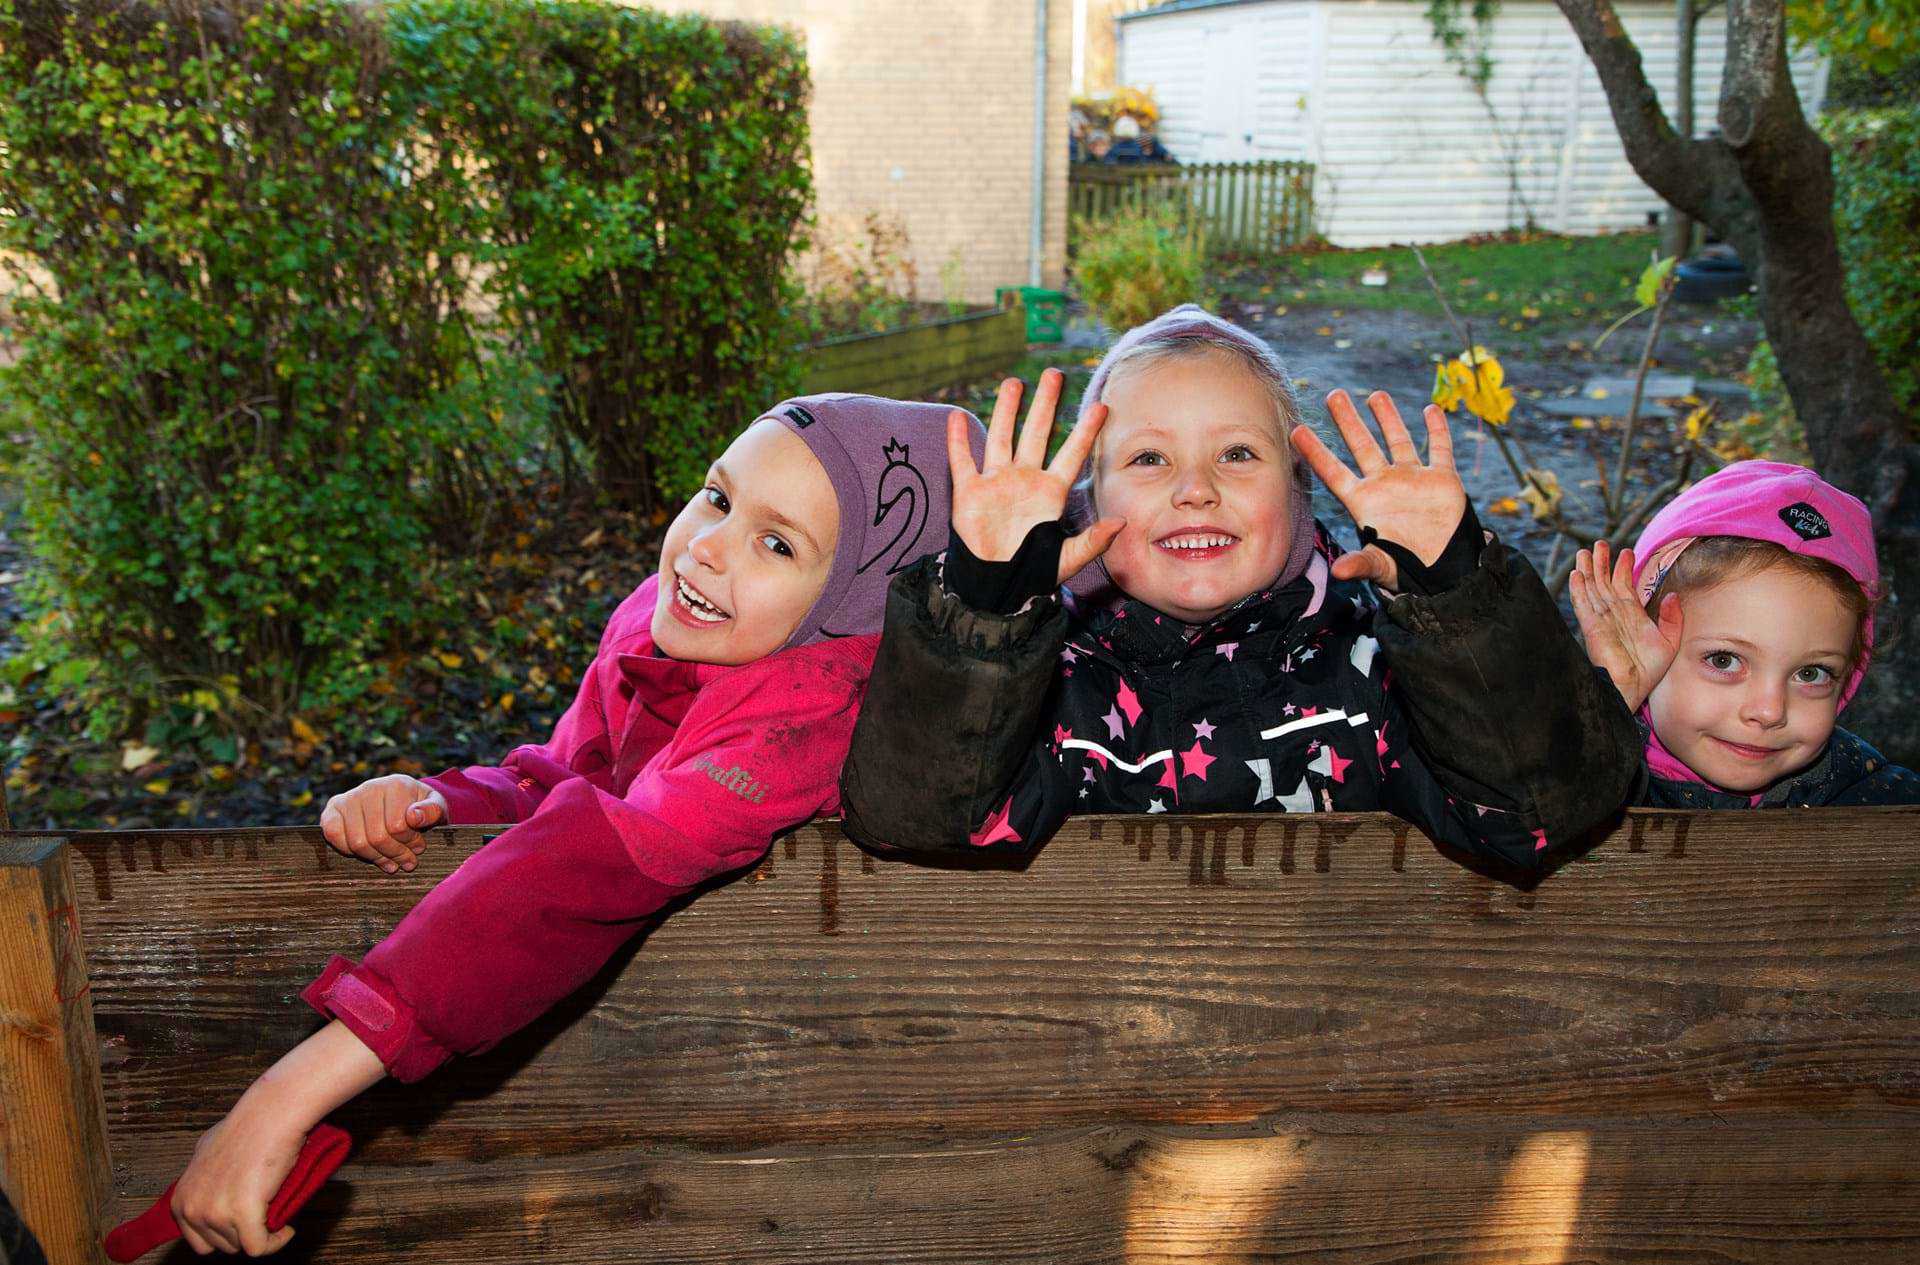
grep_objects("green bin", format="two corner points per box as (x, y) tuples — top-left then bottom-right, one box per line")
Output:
(996, 285), (1067, 344)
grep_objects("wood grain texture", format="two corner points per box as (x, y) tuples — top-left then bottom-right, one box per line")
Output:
(28, 807), (1920, 1261)
(0, 837), (112, 1265)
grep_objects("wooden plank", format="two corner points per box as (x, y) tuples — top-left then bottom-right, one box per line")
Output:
(60, 810), (1920, 1144)
(37, 807), (1920, 1260)
(97, 1113), (1920, 1264)
(0, 838), (112, 1265)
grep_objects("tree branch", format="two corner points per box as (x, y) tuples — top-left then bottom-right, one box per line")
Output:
(1552, 0), (1748, 229)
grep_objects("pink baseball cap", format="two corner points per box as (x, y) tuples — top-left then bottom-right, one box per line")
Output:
(1631, 460), (1881, 708)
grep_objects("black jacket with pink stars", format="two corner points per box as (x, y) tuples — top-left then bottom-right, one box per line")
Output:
(839, 525), (1642, 880)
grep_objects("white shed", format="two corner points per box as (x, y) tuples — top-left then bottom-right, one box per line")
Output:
(1117, 0), (1827, 246)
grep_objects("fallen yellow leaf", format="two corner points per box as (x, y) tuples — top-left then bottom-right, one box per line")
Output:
(1519, 469), (1564, 520)
(1486, 497), (1523, 516)
(121, 742), (160, 772)
(499, 692), (516, 713)
(291, 789), (314, 808)
(143, 778), (171, 795)
(437, 651), (464, 669)
(291, 716), (321, 745)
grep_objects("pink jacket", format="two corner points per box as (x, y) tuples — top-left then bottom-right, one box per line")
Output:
(302, 575), (878, 1081)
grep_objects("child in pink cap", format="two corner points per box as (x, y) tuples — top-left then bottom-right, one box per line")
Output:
(1571, 459), (1918, 806)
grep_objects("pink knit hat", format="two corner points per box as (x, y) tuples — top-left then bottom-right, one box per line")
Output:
(1630, 460), (1881, 709)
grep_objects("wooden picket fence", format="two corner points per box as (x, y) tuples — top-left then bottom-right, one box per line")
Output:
(4, 806), (1919, 1262)
(1068, 159), (1315, 254)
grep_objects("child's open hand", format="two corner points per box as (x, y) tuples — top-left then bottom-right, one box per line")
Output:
(1290, 390), (1468, 589)
(948, 368), (1125, 585)
(1569, 540), (1683, 713)
(320, 773), (448, 874)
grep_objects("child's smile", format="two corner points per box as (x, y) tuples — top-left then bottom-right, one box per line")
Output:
(651, 419), (839, 665)
(1091, 350), (1296, 625)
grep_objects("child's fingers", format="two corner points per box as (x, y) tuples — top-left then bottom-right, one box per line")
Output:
(267, 1227), (296, 1254)
(1612, 545), (1638, 598)
(1288, 424), (1359, 501)
(1365, 390), (1420, 464)
(346, 800), (400, 875)
(1420, 404), (1455, 471)
(319, 800), (347, 850)
(1330, 546), (1394, 588)
(984, 377), (1022, 469)
(235, 1208), (281, 1257)
(1015, 368), (1063, 468)
(176, 1219), (220, 1256)
(1057, 517), (1125, 583)
(1324, 390), (1388, 476)
(945, 410), (980, 486)
(1655, 591), (1685, 644)
(1047, 401), (1107, 484)
(405, 795), (444, 832)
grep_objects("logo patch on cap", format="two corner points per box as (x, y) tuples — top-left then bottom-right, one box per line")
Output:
(1779, 501), (1832, 542)
(782, 404), (817, 429)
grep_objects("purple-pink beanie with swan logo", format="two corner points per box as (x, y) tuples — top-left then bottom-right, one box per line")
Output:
(1063, 303), (1316, 609)
(764, 393), (987, 649)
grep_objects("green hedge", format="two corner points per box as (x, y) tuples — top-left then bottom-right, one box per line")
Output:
(1826, 107), (1920, 423)
(393, 0), (812, 504)
(0, 0), (811, 732)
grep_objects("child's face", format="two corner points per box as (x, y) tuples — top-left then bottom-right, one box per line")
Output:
(1647, 563), (1857, 792)
(1092, 350), (1295, 625)
(650, 419), (839, 665)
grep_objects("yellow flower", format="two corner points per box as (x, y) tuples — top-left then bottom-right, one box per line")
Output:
(1433, 347), (1515, 426)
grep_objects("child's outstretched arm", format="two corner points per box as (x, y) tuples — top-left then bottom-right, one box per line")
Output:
(840, 372), (1120, 856)
(298, 639), (873, 1084)
(319, 584), (655, 873)
(1568, 539), (1684, 712)
(1294, 390), (1642, 869)
(169, 1022), (383, 1256)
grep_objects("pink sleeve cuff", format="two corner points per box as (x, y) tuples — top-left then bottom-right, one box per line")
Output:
(301, 954), (454, 1084)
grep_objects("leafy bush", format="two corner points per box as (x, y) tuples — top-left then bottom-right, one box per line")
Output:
(0, 0), (513, 731)
(1072, 203), (1212, 333)
(1824, 106), (1920, 423)
(393, 0), (813, 507)
(0, 0), (813, 733)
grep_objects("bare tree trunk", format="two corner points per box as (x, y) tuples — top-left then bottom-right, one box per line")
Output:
(1660, 0), (1698, 260)
(1555, 0), (1920, 764)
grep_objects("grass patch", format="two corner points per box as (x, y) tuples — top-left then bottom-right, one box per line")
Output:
(1218, 230), (1662, 331)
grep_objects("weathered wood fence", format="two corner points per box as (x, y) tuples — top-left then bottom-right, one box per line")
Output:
(3, 807), (1918, 1263)
(1068, 160), (1315, 253)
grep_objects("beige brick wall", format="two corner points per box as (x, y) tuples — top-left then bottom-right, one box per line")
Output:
(649, 0), (1071, 304)
(1079, 0), (1160, 96)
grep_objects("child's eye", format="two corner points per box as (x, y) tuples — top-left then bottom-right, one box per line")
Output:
(761, 533), (793, 559)
(1793, 664), (1836, 687)
(1703, 650), (1742, 674)
(1127, 450), (1166, 468)
(703, 486), (729, 513)
(1220, 444), (1258, 463)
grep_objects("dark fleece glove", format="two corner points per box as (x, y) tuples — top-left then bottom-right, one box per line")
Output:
(940, 521), (1068, 614)
(1359, 498), (1486, 597)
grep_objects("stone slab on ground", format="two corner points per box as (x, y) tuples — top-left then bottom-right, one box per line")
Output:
(1579, 373), (1697, 399)
(1536, 395), (1682, 420)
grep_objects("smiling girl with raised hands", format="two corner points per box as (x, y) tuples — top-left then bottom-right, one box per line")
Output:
(840, 304), (1640, 873)
(155, 394), (983, 1258)
(1570, 459), (1918, 806)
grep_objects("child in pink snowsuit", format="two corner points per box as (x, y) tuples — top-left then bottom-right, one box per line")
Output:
(164, 394), (981, 1258)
